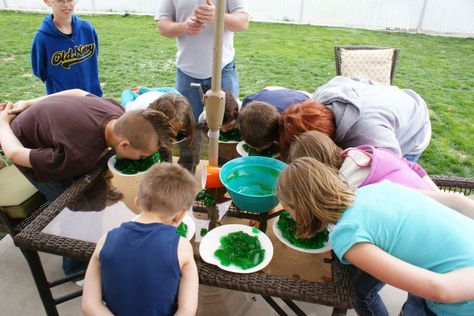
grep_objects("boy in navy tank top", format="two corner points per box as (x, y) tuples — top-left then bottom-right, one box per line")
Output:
(82, 163), (199, 315)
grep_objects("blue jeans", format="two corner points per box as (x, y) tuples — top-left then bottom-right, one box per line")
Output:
(27, 177), (76, 203)
(175, 61), (239, 122)
(28, 177), (87, 276)
(403, 152), (423, 162)
(175, 61), (239, 172)
(353, 268), (434, 316)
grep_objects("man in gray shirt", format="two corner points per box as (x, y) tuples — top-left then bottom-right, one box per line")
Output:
(155, 0), (249, 172)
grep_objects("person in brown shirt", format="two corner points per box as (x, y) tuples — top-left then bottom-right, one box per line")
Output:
(0, 89), (174, 201)
(0, 89), (175, 276)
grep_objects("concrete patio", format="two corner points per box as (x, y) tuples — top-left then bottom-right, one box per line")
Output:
(0, 234), (406, 316)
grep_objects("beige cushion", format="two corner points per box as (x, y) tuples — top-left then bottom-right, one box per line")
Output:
(340, 48), (394, 84)
(0, 164), (44, 219)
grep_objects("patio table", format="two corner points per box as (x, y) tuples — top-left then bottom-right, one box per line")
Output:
(13, 151), (356, 316)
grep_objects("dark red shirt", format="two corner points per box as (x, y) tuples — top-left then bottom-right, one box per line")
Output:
(11, 94), (124, 182)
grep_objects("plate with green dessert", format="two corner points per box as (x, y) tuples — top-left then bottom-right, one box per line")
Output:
(218, 128), (243, 144)
(199, 224), (274, 273)
(108, 151), (163, 176)
(236, 141), (280, 158)
(273, 211), (333, 254)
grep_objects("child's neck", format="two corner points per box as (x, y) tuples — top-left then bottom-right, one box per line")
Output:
(104, 120), (119, 148)
(134, 212), (176, 226)
(52, 15), (73, 34)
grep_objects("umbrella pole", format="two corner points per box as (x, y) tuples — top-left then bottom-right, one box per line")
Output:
(204, 0), (226, 167)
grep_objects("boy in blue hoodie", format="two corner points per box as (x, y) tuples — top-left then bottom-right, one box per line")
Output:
(31, 0), (102, 96)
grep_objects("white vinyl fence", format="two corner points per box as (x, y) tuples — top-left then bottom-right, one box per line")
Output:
(1, 0), (473, 37)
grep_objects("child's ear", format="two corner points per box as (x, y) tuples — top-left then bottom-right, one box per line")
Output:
(118, 138), (131, 150)
(172, 209), (187, 224)
(134, 197), (139, 209)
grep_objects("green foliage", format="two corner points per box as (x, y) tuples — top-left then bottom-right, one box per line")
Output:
(0, 11), (472, 176)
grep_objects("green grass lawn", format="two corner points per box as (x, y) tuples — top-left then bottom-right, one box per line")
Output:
(0, 11), (473, 177)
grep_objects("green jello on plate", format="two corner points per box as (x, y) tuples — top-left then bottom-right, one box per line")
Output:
(214, 231), (265, 270)
(277, 211), (329, 249)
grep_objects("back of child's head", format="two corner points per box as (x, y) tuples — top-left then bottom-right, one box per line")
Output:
(197, 91), (239, 132)
(276, 157), (355, 237)
(114, 109), (174, 151)
(288, 131), (343, 170)
(223, 91), (239, 125)
(148, 93), (195, 144)
(238, 101), (279, 148)
(138, 163), (197, 215)
(278, 100), (336, 158)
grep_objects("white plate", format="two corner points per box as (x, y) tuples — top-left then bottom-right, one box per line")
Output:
(107, 155), (149, 177)
(131, 213), (196, 241)
(199, 224), (273, 273)
(181, 213), (196, 241)
(218, 139), (240, 144)
(272, 217), (333, 254)
(236, 141), (280, 158)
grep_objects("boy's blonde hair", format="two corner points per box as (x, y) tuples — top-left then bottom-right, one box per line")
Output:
(114, 109), (174, 151)
(276, 157), (355, 237)
(288, 130), (344, 169)
(138, 163), (198, 215)
(238, 101), (280, 148)
(149, 93), (195, 146)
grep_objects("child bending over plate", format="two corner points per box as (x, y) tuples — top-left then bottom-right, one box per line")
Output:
(288, 130), (439, 191)
(82, 163), (199, 315)
(277, 157), (474, 316)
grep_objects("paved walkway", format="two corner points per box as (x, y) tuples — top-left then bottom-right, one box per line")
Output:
(0, 234), (407, 316)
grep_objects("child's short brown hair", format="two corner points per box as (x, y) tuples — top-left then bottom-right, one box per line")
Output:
(149, 93), (195, 145)
(138, 163), (198, 215)
(279, 100), (336, 158)
(288, 130), (344, 169)
(238, 101), (280, 148)
(223, 91), (239, 125)
(114, 109), (175, 150)
(198, 91), (239, 132)
(277, 157), (355, 238)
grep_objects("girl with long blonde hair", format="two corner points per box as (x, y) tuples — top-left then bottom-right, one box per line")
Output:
(277, 157), (474, 316)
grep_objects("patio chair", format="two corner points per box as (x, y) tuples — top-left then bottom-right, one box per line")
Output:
(334, 45), (400, 84)
(0, 162), (47, 236)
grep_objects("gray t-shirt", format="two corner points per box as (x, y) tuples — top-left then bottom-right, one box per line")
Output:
(313, 76), (431, 156)
(155, 0), (248, 79)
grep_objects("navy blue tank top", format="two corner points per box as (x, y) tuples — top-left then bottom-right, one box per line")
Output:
(100, 222), (180, 315)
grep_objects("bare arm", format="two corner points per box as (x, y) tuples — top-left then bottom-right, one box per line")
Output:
(0, 102), (31, 167)
(82, 236), (114, 316)
(5, 89), (89, 115)
(345, 242), (474, 303)
(157, 18), (204, 38)
(224, 12), (249, 32)
(175, 238), (199, 316)
(418, 189), (474, 219)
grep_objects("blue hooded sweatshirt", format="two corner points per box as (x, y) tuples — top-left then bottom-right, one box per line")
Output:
(31, 14), (102, 96)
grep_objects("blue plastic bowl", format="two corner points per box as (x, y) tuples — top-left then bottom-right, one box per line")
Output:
(219, 156), (287, 213)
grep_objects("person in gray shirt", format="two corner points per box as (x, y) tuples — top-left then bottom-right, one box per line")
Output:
(313, 76), (431, 161)
(155, 0), (249, 173)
